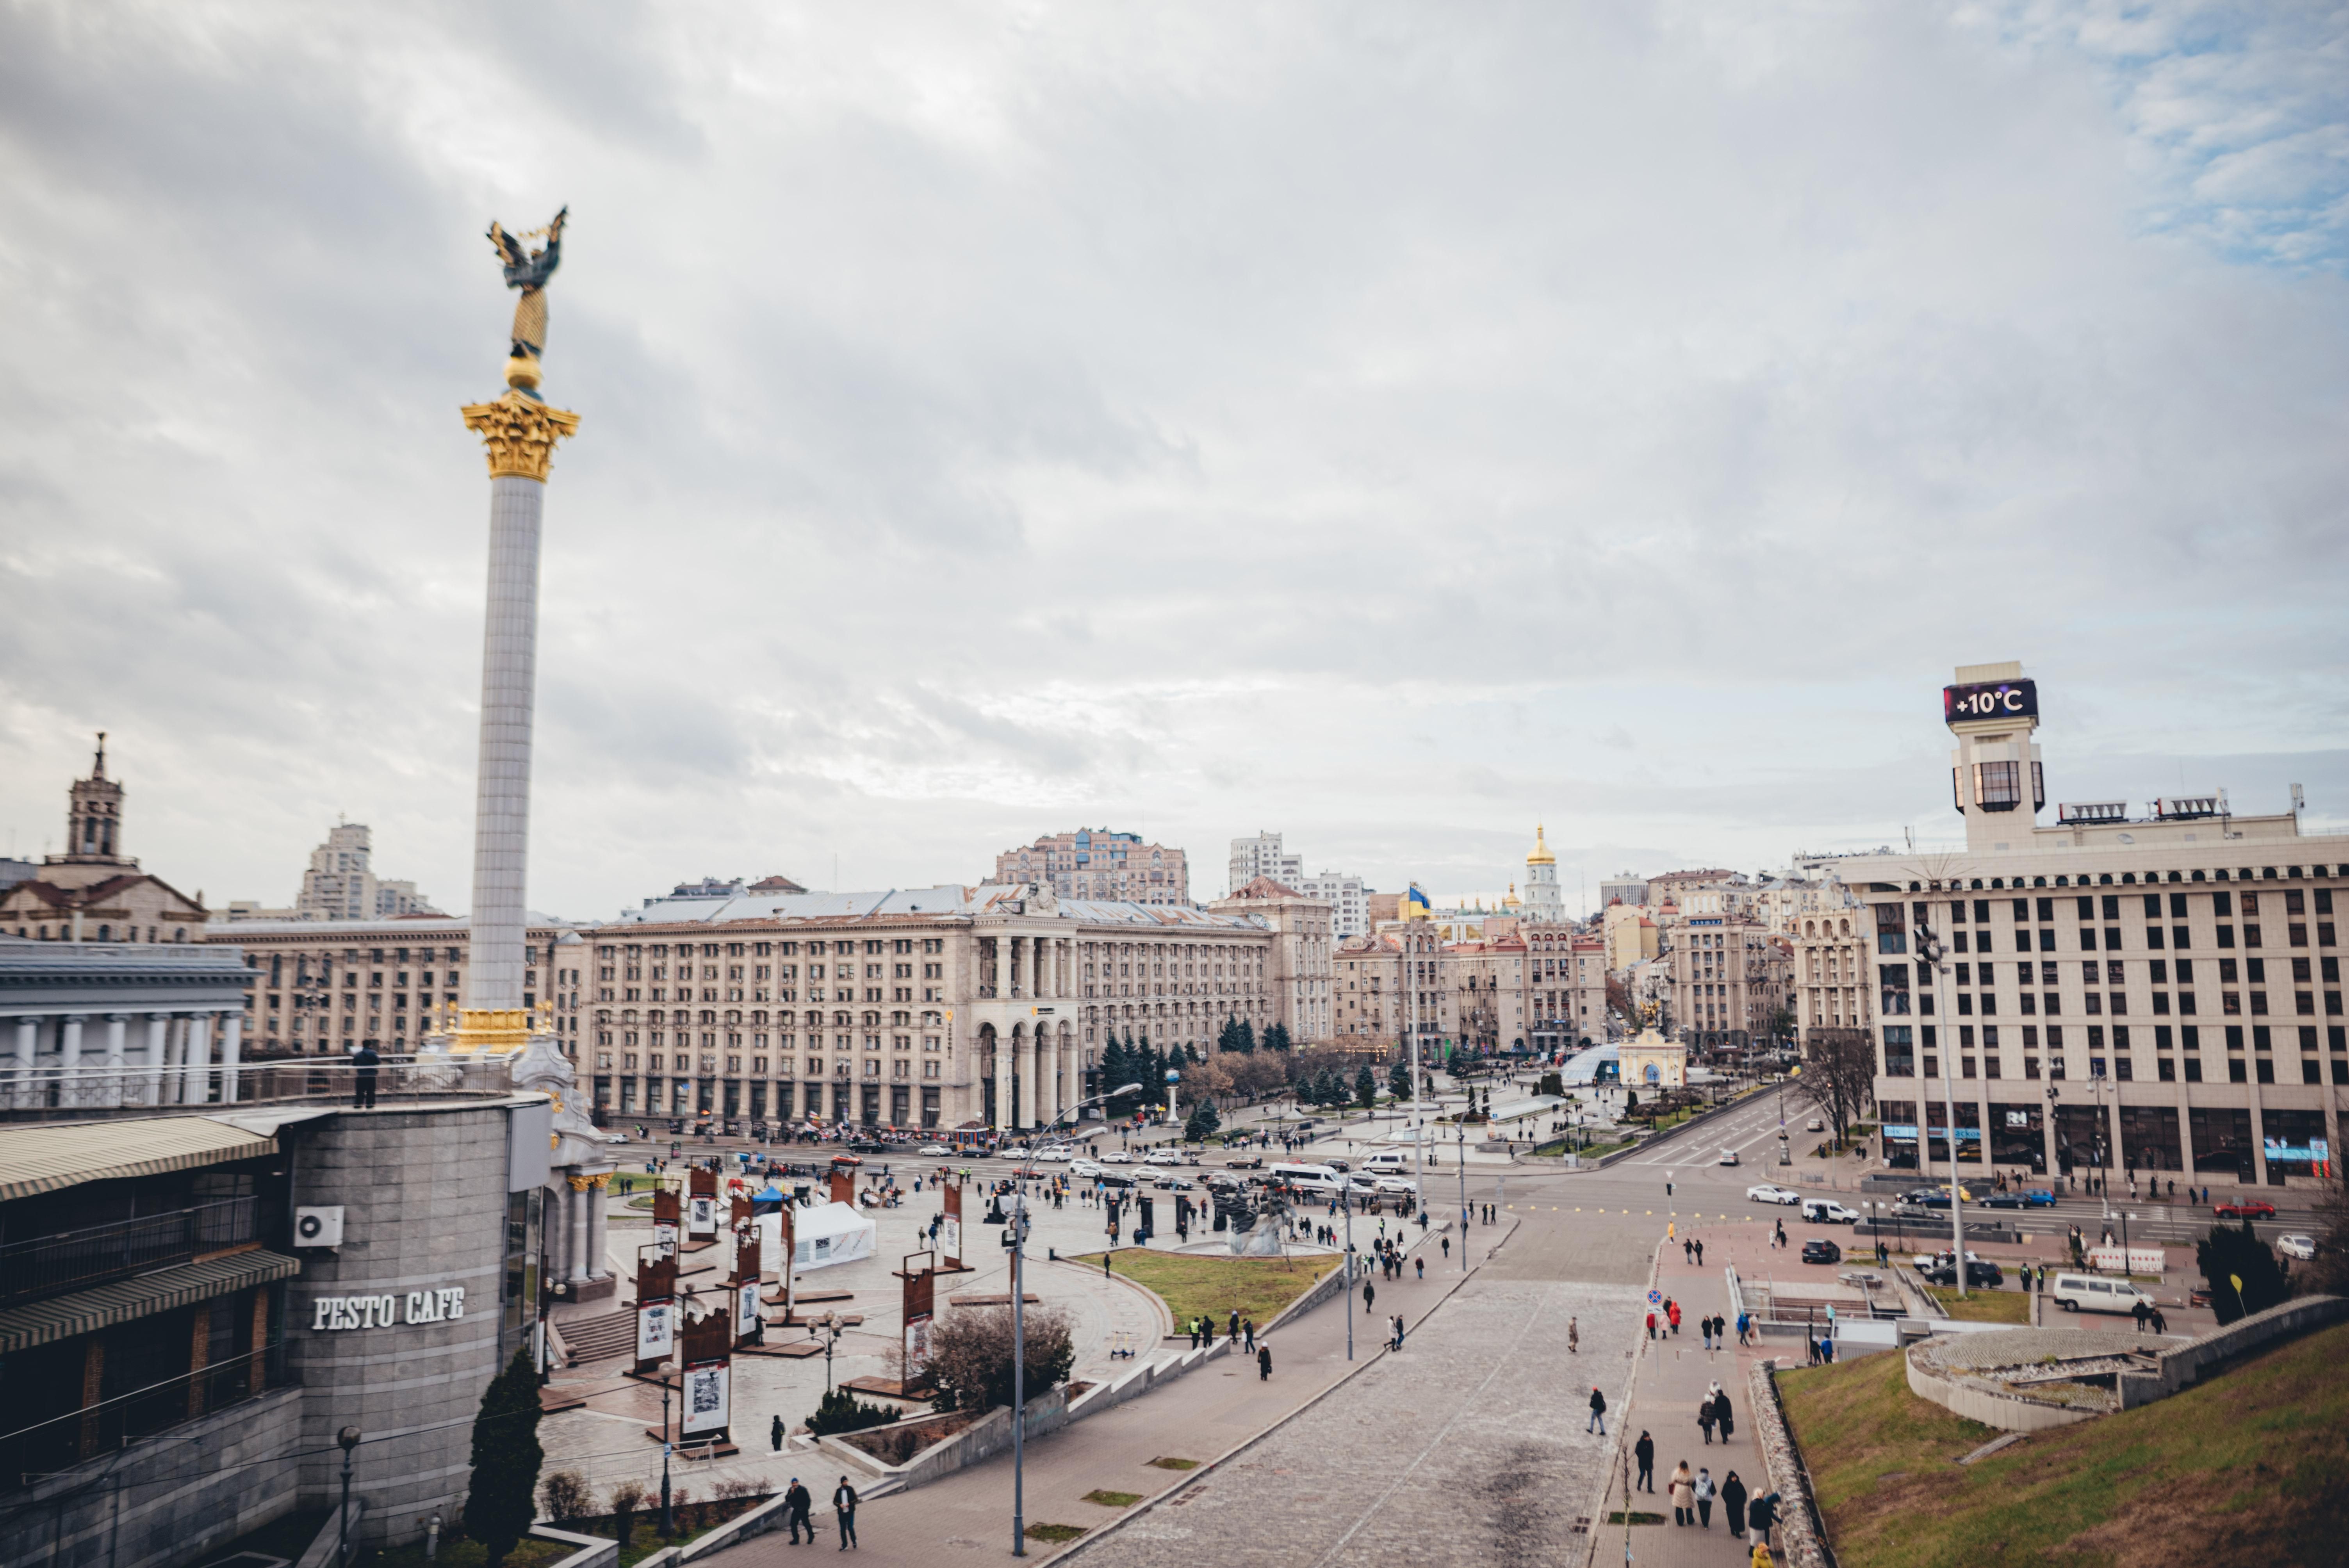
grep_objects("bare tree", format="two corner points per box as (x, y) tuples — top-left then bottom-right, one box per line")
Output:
(1793, 1030), (1875, 1148)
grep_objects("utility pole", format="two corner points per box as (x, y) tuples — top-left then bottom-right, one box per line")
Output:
(1341, 1182), (1355, 1360)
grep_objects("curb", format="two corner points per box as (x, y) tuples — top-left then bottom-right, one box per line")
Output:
(1049, 1215), (1521, 1564)
(1578, 1235), (1667, 1567)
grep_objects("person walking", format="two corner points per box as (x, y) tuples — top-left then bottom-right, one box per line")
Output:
(1715, 1388), (1735, 1442)
(783, 1478), (814, 1545)
(831, 1476), (858, 1549)
(1634, 1431), (1654, 1491)
(1568, 1316), (1579, 1354)
(1684, 1238), (1695, 1264)
(1698, 1395), (1717, 1445)
(1695, 1238), (1705, 1267)
(1257, 1341), (1272, 1380)
(1243, 1318), (1256, 1352)
(1668, 1299), (1681, 1335)
(772, 1413), (786, 1452)
(1695, 1467), (1716, 1528)
(1364, 1278), (1377, 1315)
(1720, 1470), (1747, 1541)
(1589, 1387), (1609, 1436)
(1748, 1490), (1779, 1549)
(1670, 1462), (1695, 1526)
(1646, 1310), (1657, 1340)
(1415, 1255), (1424, 1280)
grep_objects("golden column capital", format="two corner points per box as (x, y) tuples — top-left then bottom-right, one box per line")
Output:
(461, 388), (581, 481)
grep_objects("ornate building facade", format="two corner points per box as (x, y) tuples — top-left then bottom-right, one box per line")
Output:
(0, 738), (208, 944)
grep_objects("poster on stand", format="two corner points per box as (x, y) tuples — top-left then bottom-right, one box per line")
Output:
(941, 1183), (963, 1269)
(682, 1360), (729, 1436)
(736, 1279), (761, 1342)
(636, 1298), (674, 1365)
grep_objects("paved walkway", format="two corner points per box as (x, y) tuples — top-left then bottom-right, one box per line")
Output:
(1590, 1224), (1803, 1568)
(707, 1219), (1476, 1566)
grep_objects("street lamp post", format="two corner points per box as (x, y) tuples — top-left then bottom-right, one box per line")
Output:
(1455, 1124), (1469, 1270)
(1912, 910), (1968, 1297)
(1008, 1193), (1032, 1556)
(1340, 1182), (1355, 1361)
(336, 1427), (361, 1568)
(660, 1372), (674, 1536)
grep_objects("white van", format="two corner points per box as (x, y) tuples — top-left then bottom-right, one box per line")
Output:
(1801, 1199), (1859, 1224)
(1363, 1151), (1412, 1173)
(1266, 1162), (1344, 1194)
(2050, 1273), (2157, 1316)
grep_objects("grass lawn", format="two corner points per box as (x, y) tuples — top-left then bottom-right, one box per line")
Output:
(1074, 1249), (1336, 1327)
(1777, 1318), (2349, 1567)
(1923, 1286), (2030, 1324)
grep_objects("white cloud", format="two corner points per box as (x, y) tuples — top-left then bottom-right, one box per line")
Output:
(0, 1), (2343, 920)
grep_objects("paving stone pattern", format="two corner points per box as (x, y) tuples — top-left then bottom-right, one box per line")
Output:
(1071, 1276), (1641, 1568)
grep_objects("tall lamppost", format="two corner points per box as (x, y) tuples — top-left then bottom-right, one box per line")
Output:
(1454, 1124), (1469, 1270)
(1912, 908), (1968, 1296)
(1005, 1193), (1032, 1556)
(336, 1427), (361, 1568)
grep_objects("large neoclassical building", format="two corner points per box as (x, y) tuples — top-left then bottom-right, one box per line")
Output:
(569, 881), (1296, 1130)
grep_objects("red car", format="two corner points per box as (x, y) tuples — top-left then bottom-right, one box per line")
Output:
(829, 1152), (863, 1168)
(2214, 1199), (2274, 1219)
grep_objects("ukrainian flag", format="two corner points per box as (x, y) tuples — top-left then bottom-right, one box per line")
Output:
(1404, 884), (1432, 915)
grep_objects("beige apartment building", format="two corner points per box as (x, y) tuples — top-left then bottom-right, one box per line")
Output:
(1792, 900), (1874, 1044)
(1855, 660), (2349, 1188)
(1523, 923), (1608, 1049)
(1656, 909), (1794, 1054)
(1207, 877), (1335, 1042)
(560, 883), (1273, 1131)
(993, 829), (1189, 904)
(1602, 900), (1658, 969)
(203, 915), (576, 1054)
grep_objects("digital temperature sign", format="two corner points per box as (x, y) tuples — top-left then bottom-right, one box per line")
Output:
(1944, 678), (2037, 725)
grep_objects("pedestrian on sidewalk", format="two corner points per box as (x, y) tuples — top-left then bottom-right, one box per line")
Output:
(1258, 1342), (1272, 1380)
(1646, 1311), (1657, 1340)
(832, 1477), (859, 1550)
(1442, 1236), (1451, 1260)
(1670, 1462), (1695, 1525)
(1698, 1397), (1716, 1445)
(1415, 1256), (1424, 1280)
(1684, 1238), (1695, 1264)
(1589, 1388), (1609, 1436)
(772, 1413), (786, 1452)
(1720, 1471), (1747, 1542)
(785, 1478), (814, 1544)
(1364, 1279), (1377, 1315)
(1748, 1491), (1779, 1550)
(1568, 1316), (1579, 1354)
(1715, 1388), (1735, 1442)
(1634, 1431), (1654, 1489)
(1243, 1319), (1256, 1352)
(1695, 1238), (1705, 1267)
(1668, 1299), (1681, 1335)
(1695, 1467), (1716, 1528)
(1700, 1317), (1713, 1352)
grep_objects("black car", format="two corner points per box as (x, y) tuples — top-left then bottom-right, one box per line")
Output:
(1919, 1257), (2005, 1288)
(1905, 1188), (1953, 1208)
(1799, 1239), (1842, 1265)
(1977, 1192), (2023, 1210)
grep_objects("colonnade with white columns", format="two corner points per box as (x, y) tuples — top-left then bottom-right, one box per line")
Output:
(546, 1170), (614, 1293)
(980, 930), (1080, 1132)
(4, 1007), (242, 1108)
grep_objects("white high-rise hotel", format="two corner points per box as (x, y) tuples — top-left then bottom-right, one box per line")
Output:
(1846, 661), (2345, 1190)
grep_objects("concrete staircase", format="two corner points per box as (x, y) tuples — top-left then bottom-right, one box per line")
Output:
(552, 1308), (635, 1366)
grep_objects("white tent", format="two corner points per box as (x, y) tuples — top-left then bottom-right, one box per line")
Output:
(760, 1201), (877, 1274)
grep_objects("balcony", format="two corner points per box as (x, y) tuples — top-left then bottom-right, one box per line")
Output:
(0, 1196), (264, 1306)
(1, 1054), (516, 1122)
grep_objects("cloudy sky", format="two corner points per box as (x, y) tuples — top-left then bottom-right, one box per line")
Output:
(2, 1), (2345, 921)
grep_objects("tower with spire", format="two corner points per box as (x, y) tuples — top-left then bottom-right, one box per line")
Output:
(61, 732), (130, 866)
(1523, 824), (1564, 923)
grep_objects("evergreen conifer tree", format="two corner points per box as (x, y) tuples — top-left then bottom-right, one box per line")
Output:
(1236, 1019), (1256, 1053)
(1388, 1059), (1411, 1100)
(1263, 1021), (1291, 1052)
(464, 1347), (545, 1568)
(1353, 1065), (1376, 1108)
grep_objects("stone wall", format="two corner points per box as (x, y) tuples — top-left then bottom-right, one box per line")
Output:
(2144, 1293), (2347, 1402)
(1748, 1360), (1832, 1568)
(0, 1386), (302, 1568)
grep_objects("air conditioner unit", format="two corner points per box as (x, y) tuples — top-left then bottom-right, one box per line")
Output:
(294, 1206), (346, 1248)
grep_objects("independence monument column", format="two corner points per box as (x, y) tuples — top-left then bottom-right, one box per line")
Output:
(454, 209), (579, 1053)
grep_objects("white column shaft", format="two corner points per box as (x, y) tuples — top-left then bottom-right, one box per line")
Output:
(104, 1015), (127, 1107)
(144, 1014), (169, 1106)
(61, 1015), (86, 1105)
(464, 473), (547, 1016)
(14, 1016), (39, 1108)
(586, 1180), (610, 1280)
(220, 1014), (242, 1103)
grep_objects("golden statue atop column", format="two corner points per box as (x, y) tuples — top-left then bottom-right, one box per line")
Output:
(449, 208), (579, 1056)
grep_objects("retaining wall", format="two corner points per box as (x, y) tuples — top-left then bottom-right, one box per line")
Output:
(2134, 1293), (2347, 1406)
(1748, 1359), (1833, 1568)
(1902, 1349), (2100, 1433)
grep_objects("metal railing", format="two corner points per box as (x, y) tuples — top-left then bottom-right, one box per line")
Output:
(0, 1197), (262, 1304)
(0, 1054), (516, 1117)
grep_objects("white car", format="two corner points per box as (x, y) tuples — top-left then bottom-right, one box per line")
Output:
(1101, 1150), (1136, 1164)
(1069, 1159), (1103, 1179)
(597, 1132), (631, 1144)
(916, 1143), (951, 1156)
(999, 1144), (1032, 1158)
(1036, 1146), (1076, 1163)
(1142, 1150), (1181, 1166)
(1718, 1148), (1741, 1166)
(1374, 1176), (1420, 1195)
(1747, 1184), (1801, 1205)
(2278, 1234), (2318, 1260)
(1805, 1117), (1825, 1133)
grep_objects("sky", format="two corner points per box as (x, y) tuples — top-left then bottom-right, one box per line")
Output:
(2, 1), (2345, 923)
